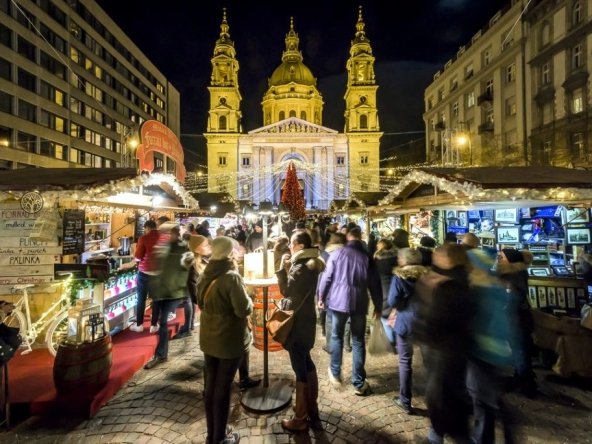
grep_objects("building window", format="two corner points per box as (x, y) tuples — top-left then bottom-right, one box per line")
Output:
(0, 23), (11, 49)
(465, 63), (474, 79)
(279, 111), (285, 120)
(17, 36), (36, 62)
(571, 43), (583, 70)
(466, 92), (475, 107)
(336, 155), (345, 165)
(571, 88), (584, 114)
(219, 115), (227, 130)
(506, 98), (517, 116)
(437, 88), (444, 102)
(450, 76), (458, 91)
(17, 132), (35, 152)
(17, 99), (36, 122)
(483, 48), (491, 66)
(541, 62), (551, 85)
(300, 111), (306, 120)
(452, 102), (459, 117)
(337, 183), (345, 197)
(542, 140), (552, 164)
(0, 90), (11, 114)
(17, 68), (36, 92)
(241, 156), (251, 167)
(572, 132), (585, 159)
(573, 1), (582, 25)
(360, 153), (369, 165)
(506, 64), (516, 83)
(289, 110), (296, 118)
(218, 155), (227, 166)
(0, 57), (11, 81)
(485, 79), (494, 95)
(427, 97), (433, 110)
(359, 114), (368, 129)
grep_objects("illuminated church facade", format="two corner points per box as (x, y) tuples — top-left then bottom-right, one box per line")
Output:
(205, 8), (382, 209)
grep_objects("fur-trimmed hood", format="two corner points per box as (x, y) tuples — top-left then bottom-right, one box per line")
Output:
(497, 261), (528, 276)
(393, 264), (429, 280)
(325, 243), (344, 254)
(374, 248), (397, 260)
(292, 248), (326, 272)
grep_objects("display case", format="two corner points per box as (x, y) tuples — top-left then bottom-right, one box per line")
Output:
(95, 271), (138, 333)
(82, 213), (114, 263)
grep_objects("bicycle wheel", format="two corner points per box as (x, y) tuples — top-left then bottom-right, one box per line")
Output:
(0, 309), (26, 336)
(45, 311), (68, 357)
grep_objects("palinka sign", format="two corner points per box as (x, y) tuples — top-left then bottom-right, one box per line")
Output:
(136, 120), (187, 182)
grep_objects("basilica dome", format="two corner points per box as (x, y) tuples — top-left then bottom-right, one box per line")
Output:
(269, 60), (316, 86)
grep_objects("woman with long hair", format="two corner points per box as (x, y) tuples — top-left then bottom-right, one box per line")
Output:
(198, 237), (252, 444)
(276, 231), (325, 433)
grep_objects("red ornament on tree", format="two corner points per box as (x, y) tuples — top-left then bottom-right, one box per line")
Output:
(281, 162), (305, 221)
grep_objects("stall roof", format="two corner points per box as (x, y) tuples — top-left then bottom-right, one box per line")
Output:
(0, 168), (137, 191)
(377, 166), (592, 211)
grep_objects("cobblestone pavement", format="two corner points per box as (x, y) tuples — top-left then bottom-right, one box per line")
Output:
(2, 324), (592, 443)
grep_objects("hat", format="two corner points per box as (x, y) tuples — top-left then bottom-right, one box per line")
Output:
(210, 236), (237, 260)
(461, 233), (480, 249)
(188, 235), (207, 252)
(397, 248), (422, 266)
(420, 236), (436, 248)
(502, 248), (524, 264)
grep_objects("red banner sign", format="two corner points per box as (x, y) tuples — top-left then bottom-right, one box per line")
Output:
(136, 120), (186, 182)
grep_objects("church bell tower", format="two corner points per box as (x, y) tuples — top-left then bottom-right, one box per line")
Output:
(344, 6), (382, 192)
(205, 8), (242, 197)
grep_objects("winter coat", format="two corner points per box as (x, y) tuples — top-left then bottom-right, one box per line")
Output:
(276, 248), (325, 350)
(152, 241), (194, 301)
(413, 265), (473, 352)
(197, 259), (253, 359)
(497, 261), (534, 333)
(387, 264), (429, 338)
(318, 240), (382, 315)
(374, 248), (398, 314)
(418, 246), (433, 266)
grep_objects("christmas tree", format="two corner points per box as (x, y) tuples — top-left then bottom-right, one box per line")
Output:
(281, 162), (305, 221)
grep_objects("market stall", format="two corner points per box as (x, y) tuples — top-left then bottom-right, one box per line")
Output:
(0, 167), (198, 420)
(375, 166), (592, 376)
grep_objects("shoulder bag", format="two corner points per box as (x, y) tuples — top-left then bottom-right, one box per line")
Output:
(265, 292), (309, 346)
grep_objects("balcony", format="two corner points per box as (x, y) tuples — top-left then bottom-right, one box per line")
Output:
(435, 121), (446, 131)
(478, 122), (494, 134)
(477, 91), (493, 105)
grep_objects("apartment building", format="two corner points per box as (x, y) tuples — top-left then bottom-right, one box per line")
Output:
(0, 0), (180, 170)
(424, 0), (526, 167)
(425, 0), (592, 168)
(526, 0), (592, 167)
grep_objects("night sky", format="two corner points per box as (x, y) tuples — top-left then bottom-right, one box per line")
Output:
(96, 0), (508, 169)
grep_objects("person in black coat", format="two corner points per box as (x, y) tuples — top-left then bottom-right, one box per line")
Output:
(276, 231), (325, 433)
(497, 248), (537, 397)
(418, 236), (436, 266)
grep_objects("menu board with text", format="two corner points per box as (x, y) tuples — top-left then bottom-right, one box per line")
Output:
(62, 209), (85, 255)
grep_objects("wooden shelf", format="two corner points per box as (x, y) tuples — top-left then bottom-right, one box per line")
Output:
(86, 222), (110, 226)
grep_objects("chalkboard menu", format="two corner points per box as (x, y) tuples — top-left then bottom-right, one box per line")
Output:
(62, 209), (85, 254)
(134, 214), (147, 241)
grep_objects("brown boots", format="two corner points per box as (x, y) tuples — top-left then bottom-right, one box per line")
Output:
(281, 372), (322, 433)
(281, 382), (309, 432)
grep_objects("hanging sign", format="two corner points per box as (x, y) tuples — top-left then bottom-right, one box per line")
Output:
(136, 120), (187, 182)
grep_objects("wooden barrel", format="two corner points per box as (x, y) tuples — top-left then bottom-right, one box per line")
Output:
(251, 284), (284, 352)
(53, 335), (112, 394)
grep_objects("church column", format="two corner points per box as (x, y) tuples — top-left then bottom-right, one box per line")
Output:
(313, 146), (321, 208)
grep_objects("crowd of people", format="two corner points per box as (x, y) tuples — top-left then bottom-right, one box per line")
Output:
(121, 215), (538, 443)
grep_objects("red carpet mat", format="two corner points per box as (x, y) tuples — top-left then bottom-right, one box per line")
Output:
(7, 307), (184, 420)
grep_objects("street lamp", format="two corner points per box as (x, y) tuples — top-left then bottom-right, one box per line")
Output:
(455, 123), (472, 166)
(121, 126), (139, 168)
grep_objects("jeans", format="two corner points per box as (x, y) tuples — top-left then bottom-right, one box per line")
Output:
(154, 299), (181, 359)
(204, 354), (242, 443)
(330, 311), (367, 389)
(396, 334), (413, 408)
(178, 296), (193, 334)
(326, 309), (351, 350)
(287, 343), (316, 382)
(135, 272), (153, 327)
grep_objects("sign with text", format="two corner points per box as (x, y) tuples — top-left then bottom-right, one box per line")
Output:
(62, 209), (85, 255)
(136, 120), (186, 182)
(0, 201), (59, 291)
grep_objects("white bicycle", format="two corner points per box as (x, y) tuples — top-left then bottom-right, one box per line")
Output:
(0, 282), (73, 356)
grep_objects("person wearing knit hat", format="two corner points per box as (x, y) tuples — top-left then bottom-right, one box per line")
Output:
(210, 236), (237, 260)
(197, 235), (253, 444)
(497, 247), (537, 398)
